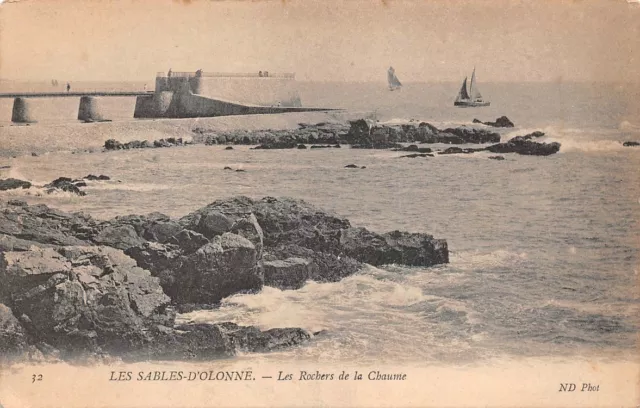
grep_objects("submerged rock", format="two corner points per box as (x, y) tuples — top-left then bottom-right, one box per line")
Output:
(473, 116), (515, 128)
(486, 136), (560, 156)
(44, 177), (86, 196)
(488, 155), (506, 160)
(623, 141), (639, 147)
(0, 178), (32, 191)
(263, 257), (315, 290)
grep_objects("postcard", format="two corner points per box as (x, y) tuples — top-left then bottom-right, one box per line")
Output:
(0, 0), (638, 407)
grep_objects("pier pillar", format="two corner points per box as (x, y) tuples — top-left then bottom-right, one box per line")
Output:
(78, 96), (107, 122)
(133, 91), (174, 118)
(11, 97), (36, 123)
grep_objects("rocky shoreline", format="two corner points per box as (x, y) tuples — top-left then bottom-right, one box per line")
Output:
(98, 116), (563, 157)
(0, 196), (448, 364)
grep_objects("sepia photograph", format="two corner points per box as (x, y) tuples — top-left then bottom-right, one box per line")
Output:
(0, 0), (638, 406)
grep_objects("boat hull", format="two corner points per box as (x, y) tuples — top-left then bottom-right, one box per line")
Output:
(454, 101), (490, 107)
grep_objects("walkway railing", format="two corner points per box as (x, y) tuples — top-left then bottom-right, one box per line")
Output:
(156, 71), (295, 79)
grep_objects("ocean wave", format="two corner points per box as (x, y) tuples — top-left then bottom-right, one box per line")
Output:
(451, 249), (529, 270)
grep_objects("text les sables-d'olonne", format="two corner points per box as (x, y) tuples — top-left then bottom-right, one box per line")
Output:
(109, 370), (407, 382)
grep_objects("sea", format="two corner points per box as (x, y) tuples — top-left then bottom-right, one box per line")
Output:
(0, 80), (638, 369)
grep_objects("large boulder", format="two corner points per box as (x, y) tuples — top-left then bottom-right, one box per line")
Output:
(339, 228), (449, 266)
(168, 233), (262, 304)
(0, 201), (97, 246)
(264, 245), (361, 283)
(486, 136), (561, 156)
(0, 178), (32, 191)
(0, 245), (173, 357)
(0, 304), (32, 361)
(262, 257), (315, 290)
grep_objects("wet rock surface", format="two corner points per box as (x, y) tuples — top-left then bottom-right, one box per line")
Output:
(0, 196), (448, 363)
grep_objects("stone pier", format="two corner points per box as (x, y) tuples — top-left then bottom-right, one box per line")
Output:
(11, 98), (36, 123)
(77, 96), (108, 122)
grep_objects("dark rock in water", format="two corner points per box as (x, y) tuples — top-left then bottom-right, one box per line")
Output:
(400, 153), (430, 158)
(31, 152), (38, 157)
(225, 146), (234, 150)
(438, 147), (484, 155)
(361, 166), (366, 169)
(218, 323), (311, 353)
(236, 169), (246, 172)
(516, 131), (546, 141)
(297, 144), (307, 149)
(0, 246), (173, 358)
(393, 145), (432, 153)
(473, 116), (515, 128)
(104, 139), (122, 150)
(263, 257), (315, 290)
(439, 127), (501, 144)
(74, 181), (87, 188)
(223, 166), (233, 170)
(488, 155), (505, 160)
(45, 177), (86, 196)
(265, 245), (360, 283)
(344, 164), (359, 168)
(339, 228), (449, 266)
(623, 141), (639, 147)
(169, 233), (262, 304)
(253, 141), (297, 149)
(84, 174), (110, 181)
(0, 178), (32, 191)
(486, 136), (560, 156)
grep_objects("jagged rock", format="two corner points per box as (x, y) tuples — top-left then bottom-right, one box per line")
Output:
(223, 166), (233, 170)
(488, 155), (505, 160)
(225, 146), (234, 150)
(297, 144), (307, 149)
(218, 323), (311, 353)
(0, 201), (96, 246)
(345, 164), (359, 168)
(166, 229), (210, 254)
(0, 245), (172, 357)
(486, 136), (560, 156)
(93, 224), (146, 250)
(0, 304), (32, 362)
(168, 233), (262, 304)
(339, 228), (449, 266)
(45, 177), (86, 196)
(473, 116), (515, 128)
(623, 141), (639, 147)
(438, 147), (484, 155)
(264, 245), (361, 283)
(263, 257), (315, 290)
(0, 178), (32, 191)
(393, 145), (432, 153)
(252, 141), (297, 149)
(439, 127), (501, 144)
(229, 213), (264, 259)
(400, 153), (431, 158)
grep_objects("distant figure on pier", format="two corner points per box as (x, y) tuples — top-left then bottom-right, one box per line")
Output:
(66, 83), (71, 92)
(168, 69), (172, 78)
(259, 71), (263, 77)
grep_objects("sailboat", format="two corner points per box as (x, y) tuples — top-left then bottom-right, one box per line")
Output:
(387, 66), (402, 91)
(454, 67), (490, 107)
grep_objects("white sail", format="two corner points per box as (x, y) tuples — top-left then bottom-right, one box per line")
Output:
(469, 68), (483, 101)
(387, 66), (402, 90)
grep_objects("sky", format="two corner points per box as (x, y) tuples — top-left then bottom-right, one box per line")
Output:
(0, 0), (639, 83)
